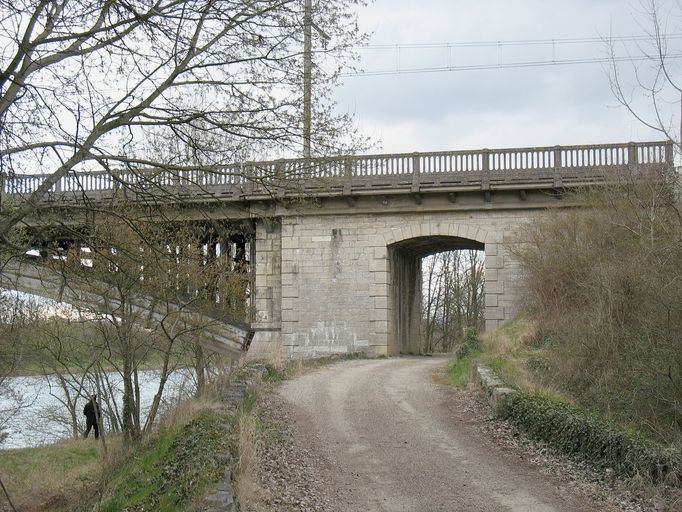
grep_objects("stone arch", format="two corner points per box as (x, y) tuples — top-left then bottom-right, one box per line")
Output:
(382, 220), (492, 247)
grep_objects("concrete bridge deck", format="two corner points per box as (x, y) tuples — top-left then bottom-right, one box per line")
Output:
(4, 141), (672, 208)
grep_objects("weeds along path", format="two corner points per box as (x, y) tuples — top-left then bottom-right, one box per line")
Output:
(273, 356), (615, 512)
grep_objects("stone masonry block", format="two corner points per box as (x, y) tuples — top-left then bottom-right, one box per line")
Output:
(485, 294), (498, 307)
(255, 286), (273, 299)
(369, 259), (388, 272)
(444, 223), (457, 237)
(503, 232), (518, 244)
(485, 255), (503, 269)
(485, 243), (499, 256)
(373, 271), (389, 284)
(282, 333), (298, 346)
(281, 237), (298, 250)
(282, 286), (298, 299)
(282, 262), (298, 274)
(484, 230), (503, 244)
(371, 320), (389, 334)
(368, 235), (387, 247)
(374, 296), (389, 309)
(485, 306), (505, 320)
(369, 331), (389, 344)
(369, 283), (388, 297)
(281, 223), (297, 237)
(485, 280), (504, 294)
(281, 272), (295, 287)
(255, 239), (274, 252)
(468, 225), (482, 241)
(281, 297), (296, 311)
(254, 310), (270, 323)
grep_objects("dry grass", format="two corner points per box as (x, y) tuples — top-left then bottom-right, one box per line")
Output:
(233, 409), (265, 512)
(158, 394), (225, 433)
(511, 182), (682, 444)
(480, 316), (538, 353)
(0, 436), (107, 512)
(478, 317), (569, 398)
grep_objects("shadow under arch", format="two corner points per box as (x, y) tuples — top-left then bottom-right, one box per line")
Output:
(387, 235), (484, 355)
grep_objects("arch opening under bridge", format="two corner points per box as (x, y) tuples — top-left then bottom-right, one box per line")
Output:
(388, 235), (485, 355)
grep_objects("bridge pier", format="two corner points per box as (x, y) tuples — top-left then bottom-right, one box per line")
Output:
(248, 209), (529, 359)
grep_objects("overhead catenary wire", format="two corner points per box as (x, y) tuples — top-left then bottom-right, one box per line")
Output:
(343, 33), (682, 77)
(356, 33), (682, 50)
(341, 53), (682, 77)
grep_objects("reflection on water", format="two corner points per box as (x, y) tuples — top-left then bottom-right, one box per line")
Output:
(0, 370), (195, 449)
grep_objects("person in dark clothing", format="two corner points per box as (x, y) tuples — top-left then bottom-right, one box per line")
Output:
(83, 394), (101, 439)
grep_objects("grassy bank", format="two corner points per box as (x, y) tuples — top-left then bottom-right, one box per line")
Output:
(498, 390), (682, 484)
(97, 407), (231, 511)
(0, 438), (102, 511)
(450, 319), (682, 491)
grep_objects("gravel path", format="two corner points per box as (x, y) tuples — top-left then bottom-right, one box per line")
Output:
(246, 357), (676, 512)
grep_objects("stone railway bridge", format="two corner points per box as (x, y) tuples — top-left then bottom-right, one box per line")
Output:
(2, 141), (673, 358)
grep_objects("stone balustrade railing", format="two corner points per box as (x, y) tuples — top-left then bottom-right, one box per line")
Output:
(3, 140), (673, 201)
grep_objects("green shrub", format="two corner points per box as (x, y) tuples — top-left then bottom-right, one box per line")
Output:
(455, 328), (481, 359)
(513, 182), (682, 442)
(500, 392), (682, 484)
(447, 358), (472, 387)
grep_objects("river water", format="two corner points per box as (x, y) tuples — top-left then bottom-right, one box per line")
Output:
(0, 369), (196, 449)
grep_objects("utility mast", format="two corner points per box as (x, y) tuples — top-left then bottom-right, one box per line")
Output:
(303, 0), (312, 158)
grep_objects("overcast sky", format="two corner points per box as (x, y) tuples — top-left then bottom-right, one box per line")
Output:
(334, 0), (682, 153)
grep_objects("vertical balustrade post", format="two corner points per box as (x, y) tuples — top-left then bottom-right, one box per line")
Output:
(343, 158), (354, 196)
(553, 146), (562, 169)
(481, 149), (490, 191)
(628, 142), (638, 166)
(411, 153), (421, 193)
(171, 167), (180, 190)
(665, 140), (674, 166)
(553, 146), (563, 188)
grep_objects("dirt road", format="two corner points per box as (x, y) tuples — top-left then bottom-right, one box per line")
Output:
(275, 356), (609, 512)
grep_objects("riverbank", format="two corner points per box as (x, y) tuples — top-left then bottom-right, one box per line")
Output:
(0, 368), (197, 449)
(0, 369), (244, 512)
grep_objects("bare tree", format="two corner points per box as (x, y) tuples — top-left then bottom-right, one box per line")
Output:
(43, 213), (248, 442)
(0, 0), (367, 240)
(422, 250), (484, 352)
(608, 0), (682, 151)
(0, 292), (45, 442)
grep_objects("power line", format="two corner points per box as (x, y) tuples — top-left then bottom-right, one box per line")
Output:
(341, 53), (682, 77)
(357, 33), (682, 51)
